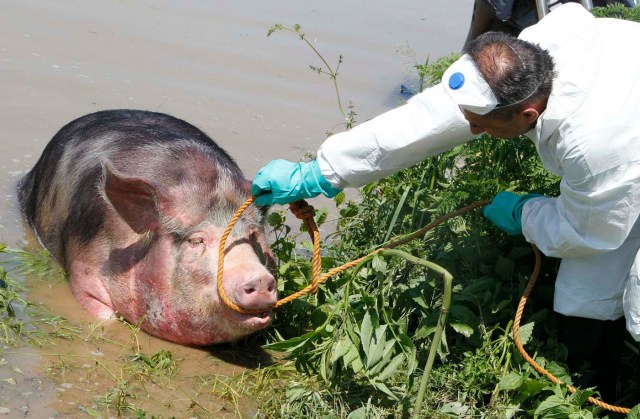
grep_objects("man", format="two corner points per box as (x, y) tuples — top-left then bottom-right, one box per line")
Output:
(252, 3), (640, 398)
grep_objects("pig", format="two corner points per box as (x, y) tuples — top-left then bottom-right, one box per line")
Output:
(17, 109), (277, 346)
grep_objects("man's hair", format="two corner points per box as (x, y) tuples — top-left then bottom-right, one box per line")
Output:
(464, 31), (555, 119)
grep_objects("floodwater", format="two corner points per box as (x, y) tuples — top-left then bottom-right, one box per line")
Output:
(0, 0), (472, 416)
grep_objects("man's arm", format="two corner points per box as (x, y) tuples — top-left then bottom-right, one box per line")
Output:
(317, 83), (474, 189)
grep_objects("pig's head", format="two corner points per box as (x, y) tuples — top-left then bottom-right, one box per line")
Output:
(98, 149), (277, 346)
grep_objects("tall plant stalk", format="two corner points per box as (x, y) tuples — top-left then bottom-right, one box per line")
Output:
(268, 24), (355, 129)
(379, 249), (452, 418)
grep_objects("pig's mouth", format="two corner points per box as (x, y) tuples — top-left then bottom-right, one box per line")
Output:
(228, 310), (273, 329)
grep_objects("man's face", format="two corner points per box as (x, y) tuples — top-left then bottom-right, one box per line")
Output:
(461, 109), (534, 139)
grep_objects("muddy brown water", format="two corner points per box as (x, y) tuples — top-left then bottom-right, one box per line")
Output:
(0, 1), (472, 416)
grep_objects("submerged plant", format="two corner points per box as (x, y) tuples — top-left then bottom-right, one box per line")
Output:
(267, 23), (356, 131)
(0, 244), (78, 347)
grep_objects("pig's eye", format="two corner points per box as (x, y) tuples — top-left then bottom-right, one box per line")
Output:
(188, 237), (205, 246)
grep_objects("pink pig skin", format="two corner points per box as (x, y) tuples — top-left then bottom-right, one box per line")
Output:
(18, 109), (277, 346)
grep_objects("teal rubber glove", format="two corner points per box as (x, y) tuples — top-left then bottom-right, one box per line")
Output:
(251, 159), (341, 206)
(483, 191), (543, 235)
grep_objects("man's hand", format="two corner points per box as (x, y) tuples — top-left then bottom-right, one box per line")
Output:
(251, 159), (341, 206)
(483, 191), (543, 235)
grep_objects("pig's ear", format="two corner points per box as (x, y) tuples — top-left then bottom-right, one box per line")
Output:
(103, 164), (161, 234)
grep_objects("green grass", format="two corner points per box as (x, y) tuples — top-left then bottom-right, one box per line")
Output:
(0, 244), (79, 348)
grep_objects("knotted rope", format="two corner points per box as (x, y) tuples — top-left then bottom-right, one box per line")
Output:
(216, 196), (631, 414)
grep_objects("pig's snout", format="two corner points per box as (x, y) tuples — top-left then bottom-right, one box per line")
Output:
(232, 272), (277, 311)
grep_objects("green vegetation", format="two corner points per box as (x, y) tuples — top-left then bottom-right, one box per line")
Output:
(590, 3), (640, 20)
(254, 10), (640, 417)
(0, 245), (78, 347)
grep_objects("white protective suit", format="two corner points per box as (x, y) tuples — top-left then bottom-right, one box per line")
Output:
(316, 3), (640, 339)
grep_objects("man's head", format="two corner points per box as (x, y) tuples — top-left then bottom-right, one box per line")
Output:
(446, 31), (555, 138)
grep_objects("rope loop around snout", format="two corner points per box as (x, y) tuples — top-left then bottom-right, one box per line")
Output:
(216, 196), (631, 414)
(216, 197), (327, 315)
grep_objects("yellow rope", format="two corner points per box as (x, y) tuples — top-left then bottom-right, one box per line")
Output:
(216, 197), (384, 315)
(217, 197), (489, 314)
(216, 196), (632, 414)
(514, 246), (631, 414)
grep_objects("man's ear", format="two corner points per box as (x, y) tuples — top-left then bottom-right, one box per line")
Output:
(521, 106), (540, 126)
(521, 97), (547, 126)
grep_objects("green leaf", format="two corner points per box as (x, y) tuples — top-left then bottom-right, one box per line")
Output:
(309, 306), (330, 328)
(545, 362), (572, 386)
(383, 186), (411, 242)
(344, 315), (361, 349)
(359, 312), (374, 355)
(498, 372), (525, 391)
(518, 322), (534, 346)
(371, 380), (397, 399)
(365, 325), (388, 369)
(449, 304), (478, 326)
(460, 277), (498, 296)
(314, 208), (328, 226)
(627, 404), (640, 419)
(331, 335), (354, 363)
(278, 261), (292, 276)
(519, 379), (549, 397)
(262, 331), (317, 352)
(342, 341), (360, 367)
(351, 356), (364, 374)
(346, 406), (368, 419)
(411, 294), (430, 310)
(381, 338), (395, 362)
(369, 338), (396, 376)
(534, 394), (573, 418)
(491, 298), (512, 314)
(371, 255), (387, 274)
(319, 350), (329, 381)
(414, 317), (436, 339)
(569, 388), (597, 407)
(376, 353), (405, 381)
(450, 321), (474, 338)
(439, 401), (471, 415)
(285, 387), (307, 402)
(266, 211), (284, 227)
(503, 404), (522, 419)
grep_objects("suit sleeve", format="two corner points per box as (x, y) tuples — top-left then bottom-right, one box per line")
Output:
(316, 83), (474, 189)
(522, 164), (640, 258)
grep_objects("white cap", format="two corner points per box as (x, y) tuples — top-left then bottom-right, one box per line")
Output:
(443, 54), (499, 115)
